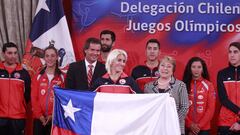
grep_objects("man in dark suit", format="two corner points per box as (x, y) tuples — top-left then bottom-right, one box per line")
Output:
(65, 37), (106, 91)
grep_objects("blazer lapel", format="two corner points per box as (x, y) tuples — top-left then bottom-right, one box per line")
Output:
(92, 61), (99, 82)
(81, 60), (88, 83)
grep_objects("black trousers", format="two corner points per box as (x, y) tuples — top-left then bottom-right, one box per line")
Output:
(186, 129), (210, 135)
(0, 118), (25, 135)
(218, 126), (240, 135)
(33, 119), (52, 135)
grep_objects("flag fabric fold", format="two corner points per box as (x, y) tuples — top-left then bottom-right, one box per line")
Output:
(23, 0), (75, 76)
(52, 87), (181, 135)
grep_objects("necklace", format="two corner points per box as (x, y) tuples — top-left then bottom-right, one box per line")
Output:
(158, 78), (171, 89)
(158, 78), (171, 85)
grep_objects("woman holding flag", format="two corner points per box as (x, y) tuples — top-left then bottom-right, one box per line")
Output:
(91, 49), (141, 93)
(144, 56), (189, 135)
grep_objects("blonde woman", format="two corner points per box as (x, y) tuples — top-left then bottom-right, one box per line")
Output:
(92, 49), (141, 93)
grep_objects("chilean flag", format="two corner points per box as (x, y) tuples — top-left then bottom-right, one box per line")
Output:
(23, 0), (75, 76)
(52, 87), (181, 135)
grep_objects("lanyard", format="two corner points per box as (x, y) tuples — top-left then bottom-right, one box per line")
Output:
(193, 80), (197, 123)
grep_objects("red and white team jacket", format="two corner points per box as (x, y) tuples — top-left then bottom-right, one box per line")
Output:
(92, 73), (142, 94)
(0, 62), (31, 119)
(31, 69), (64, 119)
(185, 77), (216, 130)
(131, 64), (159, 92)
(218, 65), (240, 126)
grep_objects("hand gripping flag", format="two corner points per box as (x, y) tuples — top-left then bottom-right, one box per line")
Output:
(52, 87), (181, 135)
(23, 0), (75, 76)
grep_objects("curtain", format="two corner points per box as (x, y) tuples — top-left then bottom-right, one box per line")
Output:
(0, 0), (38, 61)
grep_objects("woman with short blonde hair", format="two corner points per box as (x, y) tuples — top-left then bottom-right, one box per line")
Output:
(105, 49), (127, 74)
(92, 49), (141, 94)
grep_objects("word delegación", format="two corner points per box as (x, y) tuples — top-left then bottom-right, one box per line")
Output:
(121, 2), (240, 16)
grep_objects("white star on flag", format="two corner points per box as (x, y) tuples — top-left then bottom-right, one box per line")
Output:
(61, 99), (81, 122)
(35, 0), (50, 15)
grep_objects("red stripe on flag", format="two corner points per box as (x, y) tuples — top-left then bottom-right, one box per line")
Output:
(52, 125), (79, 135)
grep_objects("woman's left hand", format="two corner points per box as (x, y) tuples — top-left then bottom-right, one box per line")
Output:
(44, 115), (52, 126)
(230, 122), (240, 132)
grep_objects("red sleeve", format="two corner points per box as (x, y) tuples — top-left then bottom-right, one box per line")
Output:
(31, 74), (42, 118)
(198, 83), (216, 128)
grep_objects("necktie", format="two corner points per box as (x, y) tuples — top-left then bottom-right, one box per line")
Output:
(87, 64), (93, 87)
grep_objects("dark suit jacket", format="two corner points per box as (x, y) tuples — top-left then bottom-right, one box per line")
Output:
(65, 60), (106, 91)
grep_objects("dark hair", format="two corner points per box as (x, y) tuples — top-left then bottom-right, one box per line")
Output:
(229, 42), (240, 51)
(83, 37), (101, 56)
(2, 42), (18, 53)
(44, 45), (58, 56)
(100, 30), (116, 42)
(182, 57), (210, 94)
(146, 39), (160, 49)
(41, 45), (62, 76)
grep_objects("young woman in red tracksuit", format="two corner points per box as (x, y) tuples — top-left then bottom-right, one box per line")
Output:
(183, 57), (216, 135)
(91, 49), (141, 94)
(31, 45), (65, 135)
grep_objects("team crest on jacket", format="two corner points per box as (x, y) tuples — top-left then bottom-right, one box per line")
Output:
(154, 71), (160, 77)
(198, 95), (204, 100)
(41, 89), (46, 95)
(189, 100), (193, 105)
(14, 72), (21, 79)
(119, 79), (126, 84)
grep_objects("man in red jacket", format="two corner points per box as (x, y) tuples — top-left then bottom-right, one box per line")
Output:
(217, 42), (240, 135)
(0, 42), (31, 135)
(131, 39), (160, 92)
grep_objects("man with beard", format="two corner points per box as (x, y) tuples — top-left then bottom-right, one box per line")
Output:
(99, 30), (116, 63)
(131, 39), (161, 92)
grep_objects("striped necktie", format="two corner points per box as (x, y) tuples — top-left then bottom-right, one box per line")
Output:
(87, 64), (93, 87)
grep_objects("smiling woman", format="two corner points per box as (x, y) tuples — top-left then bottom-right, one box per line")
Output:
(91, 49), (141, 94)
(31, 45), (65, 135)
(144, 56), (189, 135)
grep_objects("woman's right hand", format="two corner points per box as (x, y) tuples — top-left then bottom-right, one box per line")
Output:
(190, 123), (200, 135)
(39, 115), (46, 126)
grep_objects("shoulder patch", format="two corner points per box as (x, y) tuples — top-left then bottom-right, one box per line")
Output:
(201, 81), (209, 91)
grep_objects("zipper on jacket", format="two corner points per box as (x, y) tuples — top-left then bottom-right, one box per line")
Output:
(8, 73), (11, 116)
(193, 80), (197, 123)
(45, 77), (52, 117)
(150, 69), (153, 78)
(235, 68), (238, 105)
(235, 68), (238, 81)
